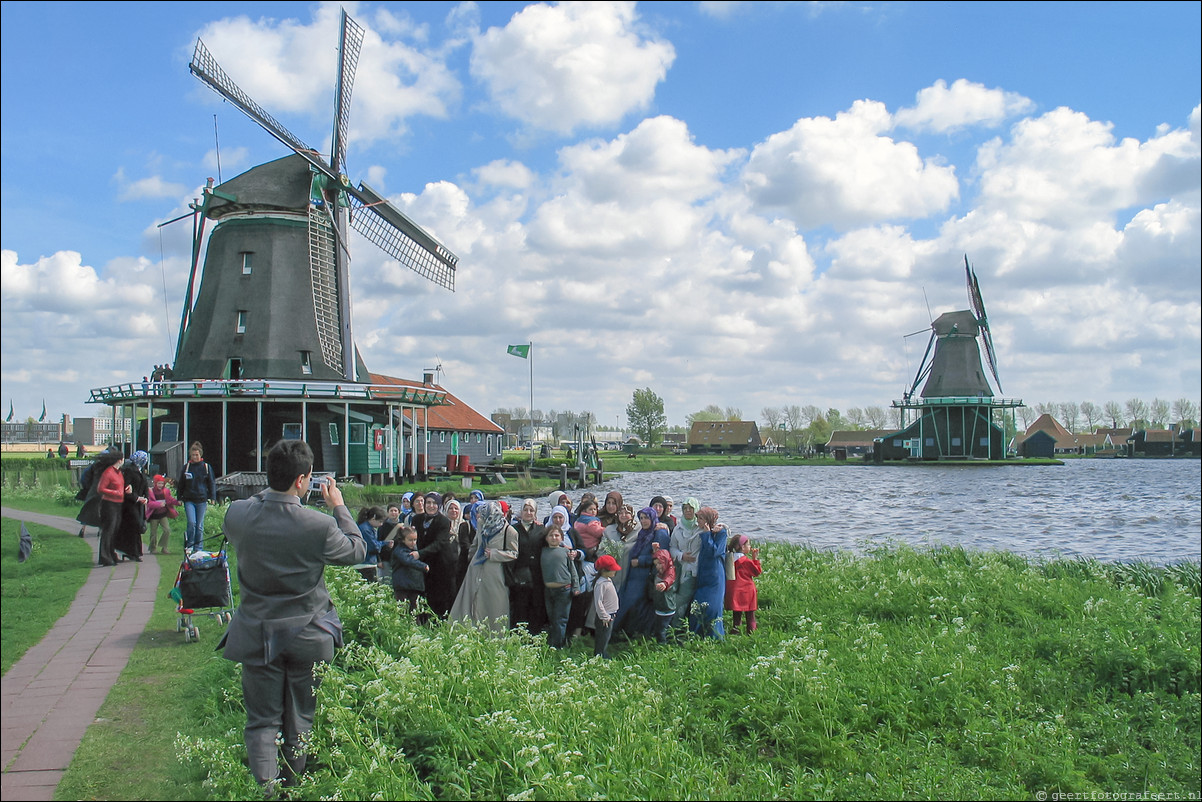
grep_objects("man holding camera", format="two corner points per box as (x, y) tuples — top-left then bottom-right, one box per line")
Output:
(219, 440), (366, 793)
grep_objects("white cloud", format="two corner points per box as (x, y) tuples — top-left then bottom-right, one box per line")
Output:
(470, 1), (675, 135)
(894, 78), (1034, 133)
(742, 99), (960, 230)
(112, 168), (188, 202)
(195, 4), (460, 151)
(975, 106), (1200, 228)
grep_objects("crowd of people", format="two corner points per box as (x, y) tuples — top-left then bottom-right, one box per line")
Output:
(360, 488), (764, 657)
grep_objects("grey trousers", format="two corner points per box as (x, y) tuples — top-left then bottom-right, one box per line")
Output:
(241, 627), (335, 785)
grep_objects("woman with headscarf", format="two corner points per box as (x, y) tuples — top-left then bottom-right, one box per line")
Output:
(414, 492), (459, 620)
(449, 501), (518, 633)
(669, 496), (703, 636)
(113, 450), (150, 561)
(690, 506), (727, 639)
(597, 491), (623, 528)
(611, 506), (671, 638)
(544, 490), (573, 527)
(650, 495), (676, 532)
(446, 499), (472, 593)
(509, 498), (548, 634)
(600, 503), (638, 592)
(92, 450), (126, 566)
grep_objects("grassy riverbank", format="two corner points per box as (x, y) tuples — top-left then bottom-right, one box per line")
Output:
(4, 491), (1197, 801)
(180, 544), (1197, 800)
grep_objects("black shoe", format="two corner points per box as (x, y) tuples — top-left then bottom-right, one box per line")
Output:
(130, 555), (142, 562)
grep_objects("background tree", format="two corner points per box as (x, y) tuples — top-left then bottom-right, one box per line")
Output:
(1035, 402), (1056, 418)
(760, 406), (783, 431)
(723, 406), (743, 421)
(1149, 398), (1170, 429)
(626, 388), (667, 446)
(845, 407), (866, 429)
(685, 405), (724, 426)
(783, 405), (805, 450)
(1079, 401), (1100, 431)
(1172, 398), (1199, 427)
(865, 406), (888, 428)
(1103, 401), (1124, 428)
(1018, 405), (1037, 428)
(1125, 398), (1149, 430)
(1058, 401), (1080, 433)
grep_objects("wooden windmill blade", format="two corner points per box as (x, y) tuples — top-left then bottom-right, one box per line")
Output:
(965, 255), (1003, 393)
(347, 182), (458, 291)
(330, 10), (364, 176)
(189, 39), (334, 181)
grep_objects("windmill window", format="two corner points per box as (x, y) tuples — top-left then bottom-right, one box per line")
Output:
(925, 438), (935, 447)
(476, 433), (482, 444)
(282, 423), (302, 440)
(439, 431), (445, 443)
(951, 437), (962, 447)
(980, 437), (990, 446)
(236, 310), (247, 334)
(348, 423), (366, 445)
(300, 352), (313, 375)
(241, 252), (253, 275)
(328, 423), (339, 445)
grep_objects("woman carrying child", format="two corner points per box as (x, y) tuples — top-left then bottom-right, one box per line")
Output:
(390, 525), (429, 615)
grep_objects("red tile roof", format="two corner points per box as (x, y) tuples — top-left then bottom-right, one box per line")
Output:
(369, 373), (503, 434)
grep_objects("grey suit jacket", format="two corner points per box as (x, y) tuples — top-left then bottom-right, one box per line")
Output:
(219, 489), (366, 665)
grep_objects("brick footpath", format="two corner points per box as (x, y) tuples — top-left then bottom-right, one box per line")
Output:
(1, 507), (160, 801)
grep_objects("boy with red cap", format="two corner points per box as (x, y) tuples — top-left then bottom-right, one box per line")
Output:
(592, 554), (622, 658)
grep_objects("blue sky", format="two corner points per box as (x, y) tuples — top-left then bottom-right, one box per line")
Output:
(2, 1), (1199, 431)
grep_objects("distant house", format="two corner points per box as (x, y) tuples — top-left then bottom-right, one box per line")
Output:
(1073, 431), (1114, 456)
(1013, 414), (1078, 454)
(826, 430), (896, 459)
(1017, 429), (1057, 459)
(370, 373), (505, 473)
(1130, 429), (1177, 457)
(1178, 428), (1202, 458)
(687, 421), (762, 453)
(662, 432), (687, 451)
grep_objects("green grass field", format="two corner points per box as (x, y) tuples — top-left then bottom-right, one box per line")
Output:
(3, 487), (1197, 801)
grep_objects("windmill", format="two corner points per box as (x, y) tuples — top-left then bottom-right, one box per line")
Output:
(886, 256), (1022, 461)
(173, 8), (457, 383)
(903, 255), (1002, 403)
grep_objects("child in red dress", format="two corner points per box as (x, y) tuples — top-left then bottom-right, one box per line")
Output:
(725, 534), (762, 634)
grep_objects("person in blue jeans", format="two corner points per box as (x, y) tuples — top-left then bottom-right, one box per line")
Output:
(540, 526), (579, 648)
(178, 441), (216, 552)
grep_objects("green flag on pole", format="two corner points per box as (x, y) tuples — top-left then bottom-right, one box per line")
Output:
(506, 344), (530, 359)
(5, 401), (12, 422)
(38, 400), (47, 422)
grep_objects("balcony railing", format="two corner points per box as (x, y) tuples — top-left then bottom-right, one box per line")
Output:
(88, 379), (449, 406)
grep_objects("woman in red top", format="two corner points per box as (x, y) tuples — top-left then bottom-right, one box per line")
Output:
(96, 452), (127, 567)
(724, 534), (762, 634)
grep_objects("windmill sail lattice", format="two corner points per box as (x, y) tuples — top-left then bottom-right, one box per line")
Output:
(176, 9), (457, 383)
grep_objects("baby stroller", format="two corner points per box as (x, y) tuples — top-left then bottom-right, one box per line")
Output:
(170, 540), (234, 643)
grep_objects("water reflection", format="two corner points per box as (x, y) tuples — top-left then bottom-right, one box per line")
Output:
(506, 459), (1200, 564)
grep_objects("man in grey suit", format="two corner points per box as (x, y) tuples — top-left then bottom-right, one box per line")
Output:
(219, 439), (366, 791)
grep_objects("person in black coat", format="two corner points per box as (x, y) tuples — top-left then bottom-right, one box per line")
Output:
(509, 498), (549, 635)
(113, 450), (150, 561)
(412, 493), (459, 620)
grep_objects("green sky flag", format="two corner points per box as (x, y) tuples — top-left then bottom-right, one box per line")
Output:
(5, 401), (12, 422)
(38, 400), (46, 422)
(506, 344), (530, 359)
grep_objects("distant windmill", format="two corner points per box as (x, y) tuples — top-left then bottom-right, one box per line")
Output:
(903, 256), (1002, 403)
(174, 8), (457, 383)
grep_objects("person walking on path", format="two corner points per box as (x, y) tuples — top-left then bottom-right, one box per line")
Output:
(0, 506), (160, 802)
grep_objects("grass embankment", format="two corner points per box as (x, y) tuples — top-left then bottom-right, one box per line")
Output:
(0, 518), (93, 674)
(5, 487), (1198, 801)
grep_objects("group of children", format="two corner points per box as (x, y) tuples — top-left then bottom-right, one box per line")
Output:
(356, 489), (764, 660)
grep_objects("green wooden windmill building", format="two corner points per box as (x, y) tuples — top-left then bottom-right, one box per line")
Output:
(89, 10), (459, 483)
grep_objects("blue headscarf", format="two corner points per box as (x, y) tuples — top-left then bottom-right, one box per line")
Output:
(130, 450), (149, 470)
(632, 506), (659, 561)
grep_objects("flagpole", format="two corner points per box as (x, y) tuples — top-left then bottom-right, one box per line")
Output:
(533, 341), (538, 471)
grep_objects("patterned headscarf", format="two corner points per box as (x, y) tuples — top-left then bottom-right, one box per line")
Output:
(474, 501), (508, 565)
(130, 450), (149, 470)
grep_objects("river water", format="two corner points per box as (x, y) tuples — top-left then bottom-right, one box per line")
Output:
(510, 459), (1201, 565)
